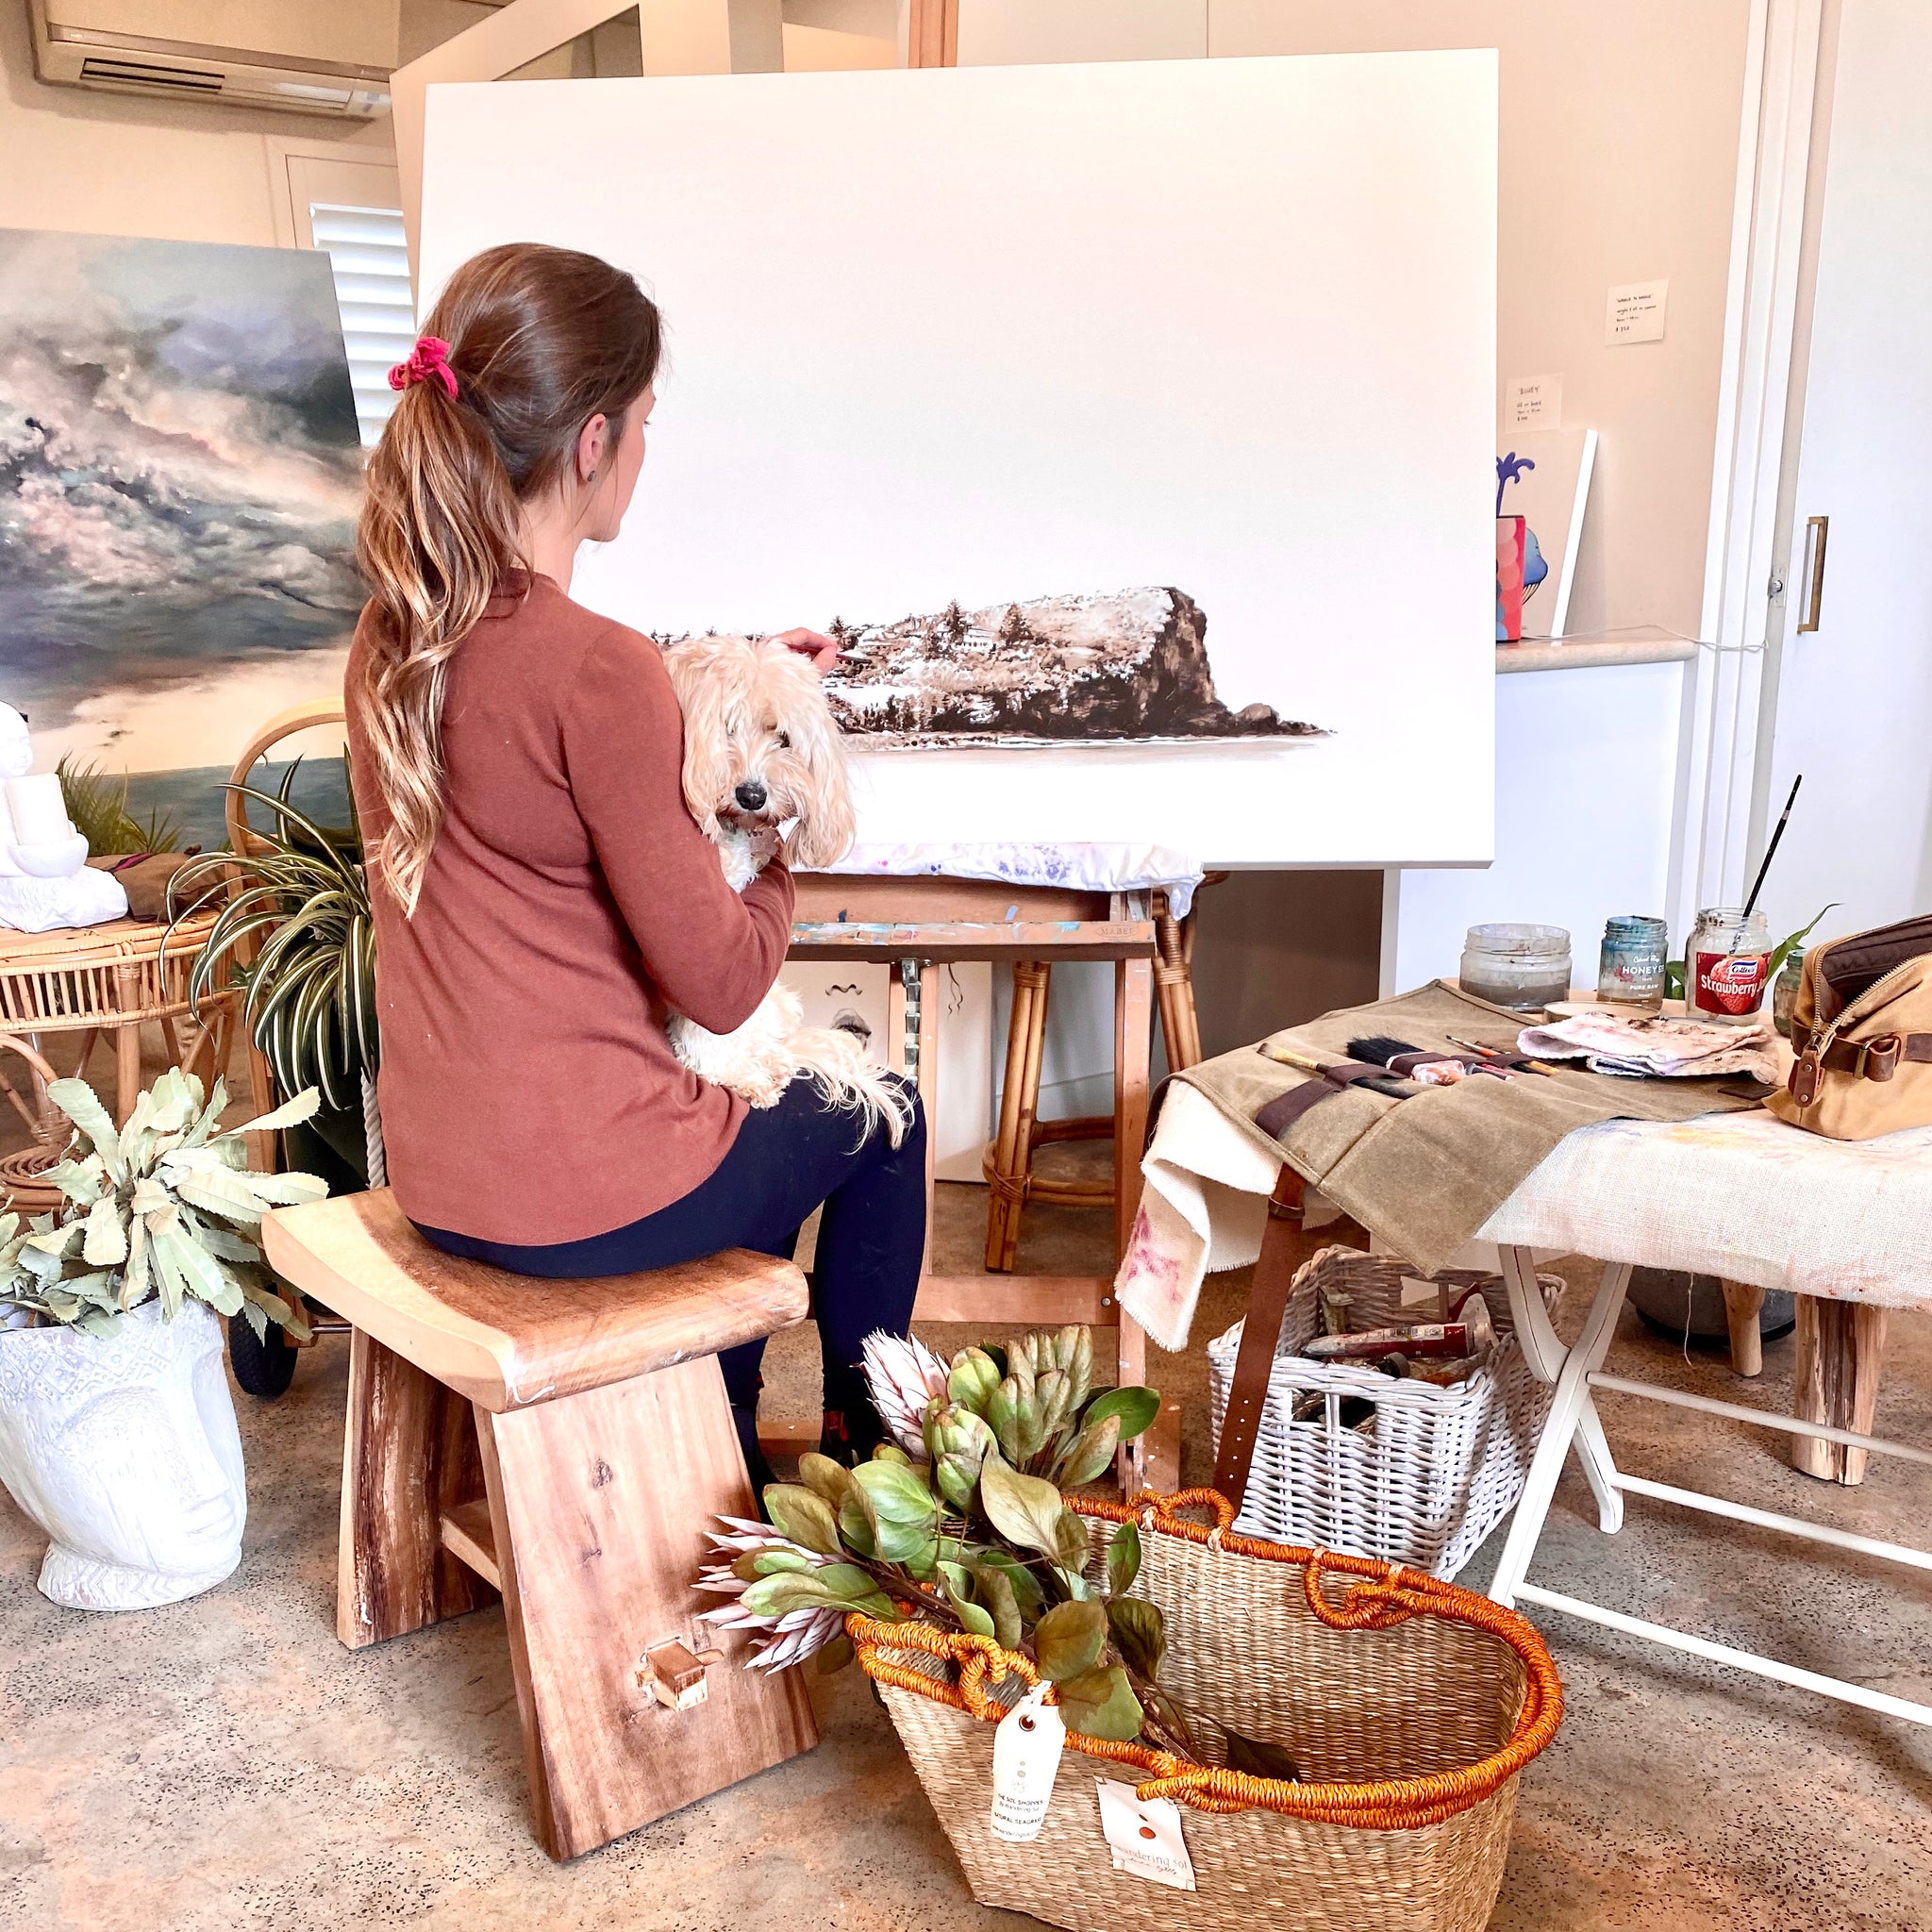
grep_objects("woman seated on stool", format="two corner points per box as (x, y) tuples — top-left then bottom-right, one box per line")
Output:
(344, 242), (924, 1487)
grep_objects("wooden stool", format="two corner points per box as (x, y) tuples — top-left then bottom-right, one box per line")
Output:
(983, 885), (1208, 1273)
(260, 1190), (820, 1860)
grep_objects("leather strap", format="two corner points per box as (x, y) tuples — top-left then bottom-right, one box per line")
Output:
(1254, 1060), (1400, 1139)
(1212, 1166), (1306, 1507)
(1788, 1023), (1932, 1099)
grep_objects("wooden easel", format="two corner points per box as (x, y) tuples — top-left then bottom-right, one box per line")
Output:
(782, 872), (1180, 1493)
(983, 882), (1214, 1270)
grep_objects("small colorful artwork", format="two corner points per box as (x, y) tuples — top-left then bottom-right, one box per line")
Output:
(1495, 428), (1598, 643)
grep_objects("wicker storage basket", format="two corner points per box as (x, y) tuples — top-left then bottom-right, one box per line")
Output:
(852, 1491), (1560, 1932)
(1206, 1249), (1564, 1579)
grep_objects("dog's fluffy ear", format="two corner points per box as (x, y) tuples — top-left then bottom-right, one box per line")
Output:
(773, 648), (857, 869)
(661, 637), (732, 838)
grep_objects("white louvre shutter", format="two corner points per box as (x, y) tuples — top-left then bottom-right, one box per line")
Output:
(308, 203), (415, 447)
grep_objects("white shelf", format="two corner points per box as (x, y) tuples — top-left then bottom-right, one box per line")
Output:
(1496, 629), (1701, 674)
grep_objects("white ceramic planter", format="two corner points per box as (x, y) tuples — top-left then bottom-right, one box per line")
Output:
(0, 1298), (247, 1609)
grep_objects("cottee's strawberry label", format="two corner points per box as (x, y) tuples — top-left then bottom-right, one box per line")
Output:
(1693, 947), (1770, 1016)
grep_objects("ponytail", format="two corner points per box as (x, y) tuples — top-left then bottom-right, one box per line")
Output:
(355, 242), (662, 914)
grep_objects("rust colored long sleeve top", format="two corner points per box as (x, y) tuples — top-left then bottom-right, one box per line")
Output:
(344, 575), (794, 1245)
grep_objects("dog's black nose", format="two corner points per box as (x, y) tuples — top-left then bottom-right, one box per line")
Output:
(734, 779), (768, 811)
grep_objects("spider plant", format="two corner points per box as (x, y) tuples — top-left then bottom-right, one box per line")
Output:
(166, 780), (375, 1118)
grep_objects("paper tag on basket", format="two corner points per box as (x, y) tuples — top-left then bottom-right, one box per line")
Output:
(1095, 1779), (1197, 1890)
(991, 1686), (1066, 1842)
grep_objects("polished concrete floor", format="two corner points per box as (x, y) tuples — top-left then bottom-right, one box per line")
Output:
(1, 1141), (1928, 1930)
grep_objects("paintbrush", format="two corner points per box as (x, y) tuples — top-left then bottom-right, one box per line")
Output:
(1740, 773), (1802, 924)
(1257, 1039), (1415, 1099)
(1442, 1033), (1558, 1076)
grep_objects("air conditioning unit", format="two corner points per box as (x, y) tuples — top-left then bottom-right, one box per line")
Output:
(29, 0), (398, 119)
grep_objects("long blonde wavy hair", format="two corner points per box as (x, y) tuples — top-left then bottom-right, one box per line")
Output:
(356, 242), (661, 914)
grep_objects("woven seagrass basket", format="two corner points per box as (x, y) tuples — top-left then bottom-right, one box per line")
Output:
(1207, 1249), (1566, 1578)
(851, 1491), (1561, 1932)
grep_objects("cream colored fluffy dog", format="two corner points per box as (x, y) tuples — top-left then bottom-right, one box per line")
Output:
(660, 633), (912, 1145)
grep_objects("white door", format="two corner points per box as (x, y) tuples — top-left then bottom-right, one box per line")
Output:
(1763, 0), (1932, 940)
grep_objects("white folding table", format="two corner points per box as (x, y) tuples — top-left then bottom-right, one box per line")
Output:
(1118, 1092), (1932, 1726)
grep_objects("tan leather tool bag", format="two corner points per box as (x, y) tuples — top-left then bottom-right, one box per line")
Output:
(1766, 913), (1932, 1139)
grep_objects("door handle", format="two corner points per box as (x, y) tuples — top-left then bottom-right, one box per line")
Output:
(1797, 514), (1829, 632)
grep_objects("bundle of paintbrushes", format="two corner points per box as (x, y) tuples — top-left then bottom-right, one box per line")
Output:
(1347, 1033), (1558, 1083)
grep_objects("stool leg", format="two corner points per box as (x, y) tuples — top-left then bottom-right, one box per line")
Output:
(339, 1329), (494, 1648)
(1791, 1295), (1890, 1485)
(1720, 1278), (1767, 1377)
(474, 1353), (819, 1861)
(984, 962), (1048, 1273)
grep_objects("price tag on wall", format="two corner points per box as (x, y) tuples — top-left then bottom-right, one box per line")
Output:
(991, 1686), (1065, 1842)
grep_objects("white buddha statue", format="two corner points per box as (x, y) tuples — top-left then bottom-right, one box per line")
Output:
(0, 704), (128, 932)
(0, 1301), (247, 1608)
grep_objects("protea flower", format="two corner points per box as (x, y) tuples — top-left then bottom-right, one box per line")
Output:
(860, 1328), (950, 1455)
(695, 1517), (847, 1672)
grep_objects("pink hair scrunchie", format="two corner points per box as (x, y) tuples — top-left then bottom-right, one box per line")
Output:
(388, 336), (458, 399)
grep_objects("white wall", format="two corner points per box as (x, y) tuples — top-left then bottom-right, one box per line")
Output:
(0, 5), (401, 245)
(1390, 660), (1690, 991)
(958, 0), (1753, 1028)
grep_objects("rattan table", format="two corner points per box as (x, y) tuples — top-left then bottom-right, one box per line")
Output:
(0, 910), (242, 1211)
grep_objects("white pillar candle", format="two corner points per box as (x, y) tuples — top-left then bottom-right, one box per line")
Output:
(5, 774), (71, 845)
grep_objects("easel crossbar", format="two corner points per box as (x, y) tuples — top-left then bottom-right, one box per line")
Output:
(1512, 1584), (1932, 1726)
(1587, 1372), (1932, 1466)
(1607, 1472), (1932, 1574)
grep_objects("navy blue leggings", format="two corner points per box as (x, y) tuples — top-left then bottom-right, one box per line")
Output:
(414, 1077), (926, 1418)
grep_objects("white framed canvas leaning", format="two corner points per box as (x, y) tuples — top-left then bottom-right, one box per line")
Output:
(417, 52), (1499, 869)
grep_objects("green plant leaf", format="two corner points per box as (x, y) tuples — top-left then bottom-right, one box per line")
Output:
(1056, 1664), (1143, 1742)
(838, 1483), (878, 1559)
(946, 1346), (1002, 1416)
(977, 1451), (1066, 1560)
(968, 1547), (1045, 1621)
(80, 1197), (127, 1267)
(937, 1562), (995, 1639)
(1106, 1521), (1141, 1599)
(851, 1457), (938, 1525)
(1033, 1599), (1106, 1682)
(797, 1452), (855, 1510)
(732, 1547), (813, 1581)
(46, 1078), (125, 1179)
(1051, 1507), (1089, 1574)
(1055, 1414), (1120, 1490)
(815, 1632), (856, 1674)
(967, 1562), (1024, 1650)
(1108, 1597), (1166, 1684)
(1224, 1729), (1301, 1782)
(225, 1088), (323, 1139)
(1769, 902), (1841, 978)
(1080, 1386), (1161, 1442)
(763, 1485), (841, 1556)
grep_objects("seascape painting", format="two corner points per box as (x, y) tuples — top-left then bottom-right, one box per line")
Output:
(0, 228), (360, 849)
(425, 56), (1496, 863)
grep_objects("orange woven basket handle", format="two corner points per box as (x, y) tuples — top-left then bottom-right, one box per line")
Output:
(850, 1486), (1565, 1827)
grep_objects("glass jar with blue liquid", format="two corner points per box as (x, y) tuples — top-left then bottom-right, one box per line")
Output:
(1597, 915), (1670, 1011)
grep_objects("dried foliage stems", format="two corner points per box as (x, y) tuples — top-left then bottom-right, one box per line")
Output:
(697, 1324), (1266, 1765)
(0, 1066), (325, 1338)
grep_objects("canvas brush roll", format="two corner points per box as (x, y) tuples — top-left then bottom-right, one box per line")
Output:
(1767, 912), (1932, 1140)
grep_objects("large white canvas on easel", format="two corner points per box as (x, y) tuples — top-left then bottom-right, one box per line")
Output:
(418, 53), (1496, 866)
